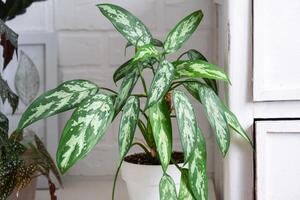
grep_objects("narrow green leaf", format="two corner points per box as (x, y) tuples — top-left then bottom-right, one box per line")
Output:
(18, 80), (99, 130)
(97, 4), (152, 47)
(164, 10), (203, 53)
(178, 169), (195, 200)
(198, 85), (230, 156)
(119, 96), (139, 160)
(223, 105), (253, 147)
(132, 44), (160, 64)
(148, 100), (172, 172)
(188, 127), (208, 200)
(173, 90), (197, 162)
(146, 60), (175, 109)
(56, 93), (114, 174)
(115, 71), (138, 114)
(159, 174), (177, 200)
(138, 119), (156, 149)
(174, 60), (230, 83)
(113, 59), (133, 83)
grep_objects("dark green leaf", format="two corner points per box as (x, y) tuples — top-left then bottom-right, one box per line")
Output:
(164, 10), (203, 53)
(148, 100), (172, 172)
(0, 74), (19, 113)
(151, 38), (164, 47)
(113, 59), (133, 83)
(56, 93), (114, 174)
(159, 174), (177, 200)
(119, 96), (139, 160)
(18, 80), (98, 131)
(97, 4), (152, 47)
(0, 112), (8, 147)
(146, 60), (175, 109)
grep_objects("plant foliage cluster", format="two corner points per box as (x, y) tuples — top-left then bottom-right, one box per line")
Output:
(17, 3), (252, 200)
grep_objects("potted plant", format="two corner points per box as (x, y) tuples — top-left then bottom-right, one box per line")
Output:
(17, 3), (252, 200)
(0, 1), (62, 199)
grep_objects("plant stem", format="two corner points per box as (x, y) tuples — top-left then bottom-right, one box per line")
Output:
(138, 66), (148, 95)
(100, 87), (117, 94)
(112, 160), (123, 200)
(131, 142), (152, 158)
(139, 108), (148, 120)
(132, 94), (147, 98)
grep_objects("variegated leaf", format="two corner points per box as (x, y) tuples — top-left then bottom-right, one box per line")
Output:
(223, 105), (253, 146)
(148, 100), (172, 172)
(0, 112), (8, 147)
(56, 93), (114, 174)
(178, 168), (195, 200)
(174, 60), (230, 83)
(115, 71), (138, 114)
(132, 44), (160, 64)
(14, 50), (40, 105)
(164, 10), (203, 53)
(198, 85), (230, 156)
(0, 74), (19, 114)
(188, 127), (208, 200)
(119, 96), (139, 160)
(18, 80), (98, 131)
(97, 4), (152, 47)
(173, 90), (197, 162)
(159, 174), (177, 200)
(146, 60), (175, 109)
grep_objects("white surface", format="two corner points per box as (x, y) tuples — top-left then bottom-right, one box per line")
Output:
(121, 162), (181, 200)
(256, 120), (300, 200)
(35, 176), (217, 200)
(253, 0), (300, 101)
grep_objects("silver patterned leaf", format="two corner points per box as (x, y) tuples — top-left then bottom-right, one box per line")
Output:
(132, 44), (160, 64)
(178, 168), (195, 200)
(97, 4), (152, 47)
(56, 93), (114, 173)
(173, 90), (197, 163)
(148, 100), (172, 172)
(159, 174), (177, 200)
(146, 60), (175, 109)
(164, 10), (203, 53)
(118, 96), (139, 160)
(17, 80), (99, 131)
(198, 84), (230, 156)
(188, 127), (208, 200)
(14, 50), (40, 106)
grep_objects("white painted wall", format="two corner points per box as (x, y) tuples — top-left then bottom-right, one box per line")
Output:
(6, 0), (219, 178)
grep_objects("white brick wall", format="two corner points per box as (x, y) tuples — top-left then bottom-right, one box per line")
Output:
(9, 0), (218, 178)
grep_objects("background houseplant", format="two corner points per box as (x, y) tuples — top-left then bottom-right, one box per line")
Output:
(0, 1), (62, 199)
(17, 3), (252, 200)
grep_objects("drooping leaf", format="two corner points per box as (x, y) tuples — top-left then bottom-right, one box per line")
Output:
(0, 19), (18, 69)
(119, 96), (139, 160)
(164, 10), (203, 53)
(178, 168), (195, 200)
(174, 60), (230, 83)
(148, 100), (172, 172)
(114, 71), (138, 114)
(132, 44), (160, 64)
(159, 174), (177, 200)
(198, 84), (230, 156)
(0, 112), (8, 147)
(146, 60), (175, 109)
(17, 80), (99, 131)
(188, 127), (208, 200)
(223, 105), (253, 147)
(173, 90), (197, 162)
(97, 4), (152, 47)
(14, 50), (40, 105)
(0, 74), (19, 113)
(33, 135), (62, 186)
(56, 93), (114, 174)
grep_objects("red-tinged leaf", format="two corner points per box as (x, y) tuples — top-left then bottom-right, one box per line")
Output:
(48, 180), (57, 200)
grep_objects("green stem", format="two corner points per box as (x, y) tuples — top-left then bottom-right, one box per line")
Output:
(139, 108), (148, 120)
(100, 87), (117, 94)
(112, 160), (123, 200)
(138, 66), (148, 95)
(131, 142), (152, 158)
(132, 94), (147, 98)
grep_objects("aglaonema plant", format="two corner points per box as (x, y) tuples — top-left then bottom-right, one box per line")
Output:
(16, 3), (252, 200)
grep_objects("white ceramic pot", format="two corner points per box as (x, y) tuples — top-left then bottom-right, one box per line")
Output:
(121, 161), (181, 200)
